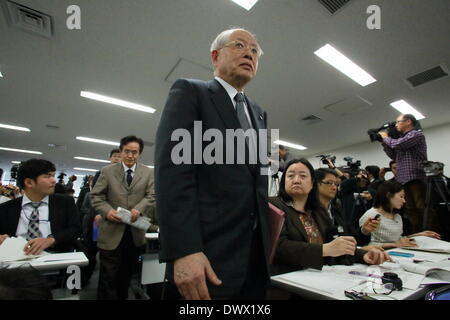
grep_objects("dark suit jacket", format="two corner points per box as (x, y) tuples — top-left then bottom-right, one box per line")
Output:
(269, 196), (366, 276)
(155, 78), (270, 296)
(0, 194), (81, 252)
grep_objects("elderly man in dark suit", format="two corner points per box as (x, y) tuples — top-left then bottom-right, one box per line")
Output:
(155, 28), (270, 300)
(91, 135), (155, 300)
(0, 159), (80, 254)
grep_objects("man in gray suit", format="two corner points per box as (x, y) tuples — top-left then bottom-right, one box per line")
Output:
(91, 135), (155, 300)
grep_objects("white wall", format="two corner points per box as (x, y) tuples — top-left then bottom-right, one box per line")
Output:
(307, 122), (450, 176)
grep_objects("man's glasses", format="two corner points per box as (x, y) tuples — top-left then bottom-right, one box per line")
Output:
(221, 40), (262, 57)
(123, 150), (139, 156)
(320, 181), (340, 187)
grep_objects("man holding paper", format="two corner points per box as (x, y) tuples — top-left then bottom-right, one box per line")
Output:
(0, 159), (80, 255)
(91, 135), (155, 300)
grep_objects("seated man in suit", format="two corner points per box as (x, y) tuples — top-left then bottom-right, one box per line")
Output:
(0, 159), (81, 255)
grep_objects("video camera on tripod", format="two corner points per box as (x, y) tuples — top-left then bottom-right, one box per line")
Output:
(423, 161), (444, 177)
(317, 154), (336, 166)
(9, 162), (23, 180)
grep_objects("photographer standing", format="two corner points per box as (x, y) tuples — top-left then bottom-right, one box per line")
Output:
(379, 114), (428, 233)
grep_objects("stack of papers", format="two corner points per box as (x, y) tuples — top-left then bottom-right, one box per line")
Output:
(117, 207), (151, 231)
(0, 237), (48, 262)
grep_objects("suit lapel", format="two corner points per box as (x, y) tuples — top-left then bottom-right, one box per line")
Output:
(290, 208), (309, 241)
(129, 164), (143, 189)
(9, 198), (22, 236)
(208, 79), (241, 130)
(113, 163), (127, 189)
(48, 195), (56, 232)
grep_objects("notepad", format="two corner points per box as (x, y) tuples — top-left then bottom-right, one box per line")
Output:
(405, 236), (450, 253)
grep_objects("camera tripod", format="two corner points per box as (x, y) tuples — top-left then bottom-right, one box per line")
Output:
(423, 174), (450, 230)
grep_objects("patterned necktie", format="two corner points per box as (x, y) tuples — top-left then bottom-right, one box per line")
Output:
(126, 169), (133, 186)
(27, 202), (43, 240)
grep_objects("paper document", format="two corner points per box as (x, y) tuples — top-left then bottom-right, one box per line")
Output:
(398, 260), (450, 281)
(387, 248), (450, 263)
(0, 237), (47, 262)
(117, 207), (151, 231)
(405, 236), (450, 253)
(33, 252), (85, 262)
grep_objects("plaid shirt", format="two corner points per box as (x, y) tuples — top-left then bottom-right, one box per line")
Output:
(382, 129), (427, 184)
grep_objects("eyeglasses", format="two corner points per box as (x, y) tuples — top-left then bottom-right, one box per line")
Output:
(221, 40), (262, 57)
(123, 150), (139, 156)
(395, 120), (406, 124)
(320, 181), (340, 187)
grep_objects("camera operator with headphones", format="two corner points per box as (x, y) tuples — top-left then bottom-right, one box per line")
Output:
(378, 114), (434, 234)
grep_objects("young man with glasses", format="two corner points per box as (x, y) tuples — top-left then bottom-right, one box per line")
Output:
(91, 135), (155, 300)
(379, 114), (429, 233)
(0, 159), (80, 254)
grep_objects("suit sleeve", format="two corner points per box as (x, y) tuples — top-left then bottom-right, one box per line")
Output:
(90, 168), (114, 218)
(155, 79), (203, 262)
(52, 197), (81, 250)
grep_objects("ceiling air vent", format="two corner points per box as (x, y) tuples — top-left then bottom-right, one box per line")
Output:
(405, 65), (449, 88)
(4, 0), (53, 38)
(300, 115), (323, 126)
(48, 144), (67, 151)
(317, 0), (352, 14)
(46, 124), (60, 130)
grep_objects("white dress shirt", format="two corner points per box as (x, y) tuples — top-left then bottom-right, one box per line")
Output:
(16, 194), (52, 238)
(215, 76), (253, 127)
(122, 162), (137, 179)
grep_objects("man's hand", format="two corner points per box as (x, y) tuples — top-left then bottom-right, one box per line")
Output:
(106, 209), (122, 223)
(94, 214), (102, 227)
(361, 217), (380, 235)
(130, 209), (140, 223)
(363, 248), (392, 265)
(360, 191), (372, 201)
(24, 237), (55, 255)
(323, 236), (357, 257)
(0, 234), (9, 245)
(174, 252), (222, 300)
(379, 131), (389, 139)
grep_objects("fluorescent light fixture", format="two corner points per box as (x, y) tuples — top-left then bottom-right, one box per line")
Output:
(76, 136), (119, 146)
(0, 71), (3, 78)
(80, 91), (156, 114)
(0, 123), (31, 132)
(314, 44), (377, 87)
(146, 165), (155, 169)
(0, 147), (42, 155)
(231, 0), (259, 10)
(274, 140), (308, 151)
(390, 100), (425, 120)
(11, 161), (21, 164)
(74, 167), (98, 173)
(74, 156), (110, 163)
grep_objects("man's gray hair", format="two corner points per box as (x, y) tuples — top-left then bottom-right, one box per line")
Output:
(210, 28), (263, 56)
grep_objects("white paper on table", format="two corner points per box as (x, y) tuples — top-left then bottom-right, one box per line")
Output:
(275, 265), (365, 295)
(33, 252), (83, 262)
(116, 207), (151, 231)
(0, 237), (47, 262)
(388, 248), (450, 262)
(405, 236), (450, 253)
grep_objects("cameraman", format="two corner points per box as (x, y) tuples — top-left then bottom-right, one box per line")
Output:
(379, 114), (428, 233)
(339, 169), (372, 232)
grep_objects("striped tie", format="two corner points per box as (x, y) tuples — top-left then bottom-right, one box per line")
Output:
(27, 202), (43, 240)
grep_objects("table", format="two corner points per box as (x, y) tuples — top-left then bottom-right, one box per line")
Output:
(2, 252), (89, 271)
(271, 249), (450, 300)
(142, 232), (166, 285)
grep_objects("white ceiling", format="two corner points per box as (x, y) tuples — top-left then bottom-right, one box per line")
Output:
(1, 0), (449, 180)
